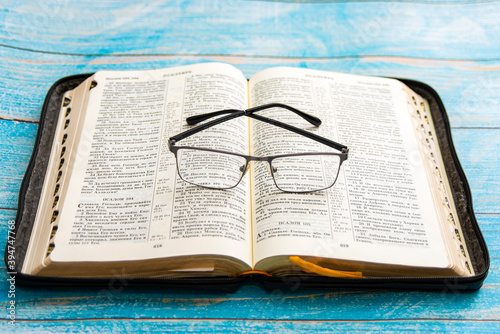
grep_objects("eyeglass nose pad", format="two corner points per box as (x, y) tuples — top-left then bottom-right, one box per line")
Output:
(266, 164), (279, 179)
(239, 164), (249, 175)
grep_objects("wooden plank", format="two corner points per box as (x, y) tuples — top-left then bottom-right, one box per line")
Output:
(1, 1), (500, 60)
(2, 319), (500, 333)
(0, 209), (497, 321)
(4, 281), (500, 321)
(1, 49), (500, 126)
(1, 123), (497, 213)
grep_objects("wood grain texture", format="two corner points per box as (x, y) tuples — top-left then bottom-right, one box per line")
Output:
(2, 319), (500, 333)
(1, 1), (500, 60)
(0, 0), (498, 332)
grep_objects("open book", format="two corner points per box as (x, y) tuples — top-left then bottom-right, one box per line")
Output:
(22, 63), (474, 279)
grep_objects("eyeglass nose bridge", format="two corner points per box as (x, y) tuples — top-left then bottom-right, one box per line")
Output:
(240, 156), (277, 177)
(246, 156), (271, 162)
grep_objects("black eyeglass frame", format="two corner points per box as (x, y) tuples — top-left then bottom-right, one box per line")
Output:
(168, 103), (349, 193)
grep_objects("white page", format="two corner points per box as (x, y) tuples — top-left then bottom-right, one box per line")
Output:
(249, 67), (450, 269)
(51, 63), (252, 267)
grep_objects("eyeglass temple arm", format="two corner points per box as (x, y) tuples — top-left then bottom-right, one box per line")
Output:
(247, 113), (348, 153)
(186, 103), (321, 127)
(170, 110), (246, 143)
(170, 109), (347, 154)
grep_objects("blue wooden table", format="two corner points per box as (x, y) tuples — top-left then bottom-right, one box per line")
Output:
(1, 1), (499, 332)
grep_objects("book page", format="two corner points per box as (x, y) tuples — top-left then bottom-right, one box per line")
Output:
(50, 63), (252, 267)
(249, 67), (451, 270)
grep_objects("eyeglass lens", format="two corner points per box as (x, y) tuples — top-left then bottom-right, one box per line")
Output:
(176, 148), (247, 189)
(270, 154), (341, 192)
(176, 148), (341, 192)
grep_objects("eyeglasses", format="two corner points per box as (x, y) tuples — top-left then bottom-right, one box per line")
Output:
(168, 103), (348, 193)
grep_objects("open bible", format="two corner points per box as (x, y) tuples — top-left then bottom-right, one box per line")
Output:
(21, 62), (474, 279)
